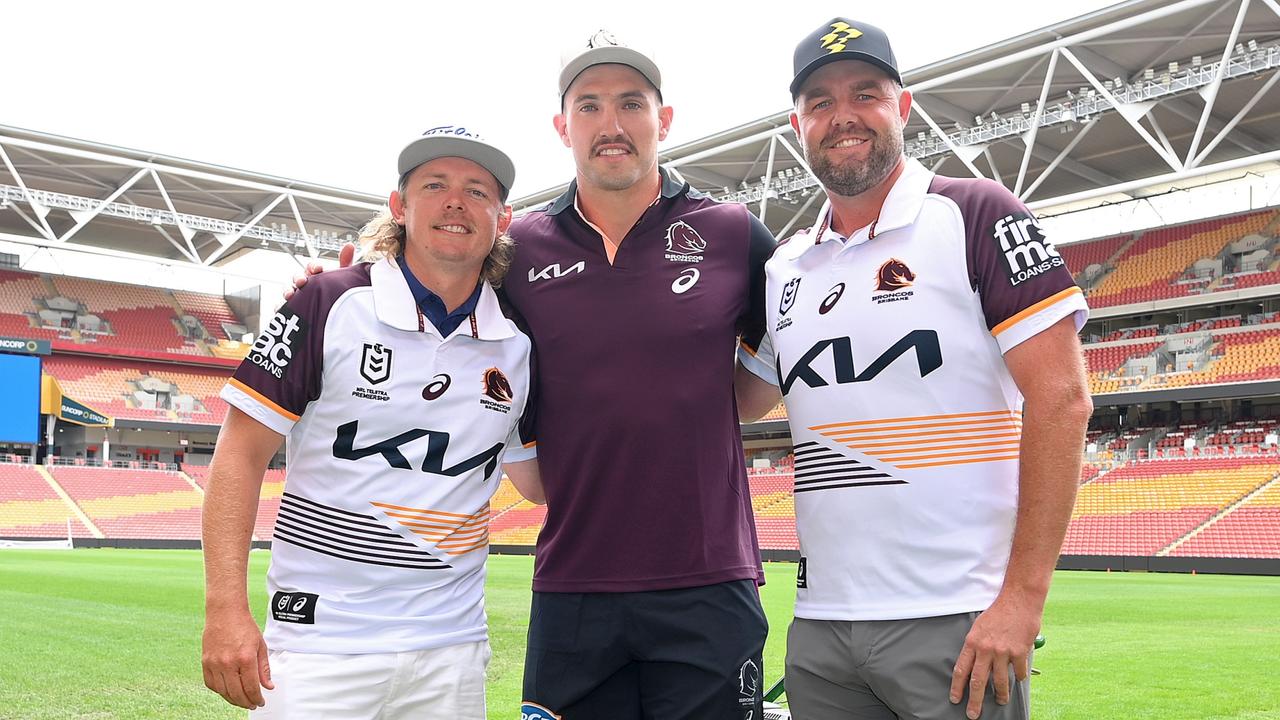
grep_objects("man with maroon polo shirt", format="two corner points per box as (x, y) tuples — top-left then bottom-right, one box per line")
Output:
(509, 33), (774, 720)
(293, 32), (775, 720)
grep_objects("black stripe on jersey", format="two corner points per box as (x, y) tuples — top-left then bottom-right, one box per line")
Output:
(794, 473), (892, 487)
(793, 479), (907, 493)
(794, 466), (883, 480)
(795, 452), (848, 465)
(273, 528), (451, 570)
(276, 502), (418, 547)
(273, 515), (440, 559)
(795, 460), (878, 474)
(792, 442), (824, 457)
(281, 492), (402, 534)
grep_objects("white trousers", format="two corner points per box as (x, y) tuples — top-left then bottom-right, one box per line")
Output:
(250, 640), (489, 720)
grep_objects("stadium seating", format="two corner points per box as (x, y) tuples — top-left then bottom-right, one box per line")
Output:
(749, 472), (798, 550)
(1169, 480), (1280, 558)
(489, 505), (547, 546)
(48, 465), (203, 540)
(1062, 456), (1280, 556)
(173, 290), (244, 341)
(0, 268), (244, 360)
(0, 269), (64, 343)
(1087, 316), (1280, 395)
(42, 355), (232, 425)
(0, 462), (91, 538)
(1058, 233), (1129, 285)
(1080, 211), (1277, 308)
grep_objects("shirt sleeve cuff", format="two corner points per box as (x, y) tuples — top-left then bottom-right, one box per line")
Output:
(502, 442), (537, 464)
(220, 382), (296, 437)
(737, 345), (778, 386)
(993, 288), (1089, 354)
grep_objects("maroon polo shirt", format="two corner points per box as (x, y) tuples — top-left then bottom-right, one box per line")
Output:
(503, 168), (775, 592)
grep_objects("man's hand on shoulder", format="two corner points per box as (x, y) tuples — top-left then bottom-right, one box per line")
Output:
(284, 242), (356, 301)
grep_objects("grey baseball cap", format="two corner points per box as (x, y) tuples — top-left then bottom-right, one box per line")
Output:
(397, 126), (516, 201)
(559, 30), (662, 103)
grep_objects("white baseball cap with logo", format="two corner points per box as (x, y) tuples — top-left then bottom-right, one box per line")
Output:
(397, 125), (516, 201)
(558, 30), (662, 103)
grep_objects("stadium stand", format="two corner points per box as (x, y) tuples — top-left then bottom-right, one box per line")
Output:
(1062, 456), (1280, 556)
(1169, 480), (1280, 559)
(1085, 314), (1280, 395)
(489, 478), (547, 546)
(1058, 233), (1130, 289)
(1084, 210), (1277, 308)
(47, 465), (203, 540)
(42, 355), (232, 425)
(749, 472), (798, 550)
(172, 290), (245, 342)
(0, 268), (245, 361)
(0, 462), (91, 538)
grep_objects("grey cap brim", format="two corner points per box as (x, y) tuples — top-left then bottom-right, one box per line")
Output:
(397, 136), (516, 201)
(559, 46), (662, 99)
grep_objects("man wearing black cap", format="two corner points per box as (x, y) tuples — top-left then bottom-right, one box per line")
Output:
(736, 17), (1092, 720)
(203, 127), (534, 719)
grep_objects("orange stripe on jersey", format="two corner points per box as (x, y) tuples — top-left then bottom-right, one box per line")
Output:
(227, 378), (301, 422)
(895, 453), (1021, 469)
(991, 286), (1082, 337)
(822, 420), (1022, 442)
(810, 409), (1020, 432)
(372, 501), (491, 557)
(815, 415), (1021, 435)
(370, 502), (484, 518)
(738, 339), (760, 358)
(874, 445), (1023, 463)
(845, 431), (1023, 450)
(824, 417), (1024, 440)
(522, 441), (537, 449)
(856, 438), (1022, 456)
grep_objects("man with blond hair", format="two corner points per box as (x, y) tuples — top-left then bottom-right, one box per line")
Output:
(296, 34), (775, 720)
(202, 127), (536, 719)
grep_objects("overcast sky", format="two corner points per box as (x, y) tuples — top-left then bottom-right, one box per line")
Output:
(4, 0), (1120, 201)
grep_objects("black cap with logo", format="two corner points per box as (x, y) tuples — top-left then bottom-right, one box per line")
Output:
(790, 18), (902, 100)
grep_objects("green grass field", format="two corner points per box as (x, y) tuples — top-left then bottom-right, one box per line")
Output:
(0, 550), (1277, 719)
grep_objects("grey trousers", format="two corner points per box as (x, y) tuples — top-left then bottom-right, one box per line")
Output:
(785, 614), (1030, 720)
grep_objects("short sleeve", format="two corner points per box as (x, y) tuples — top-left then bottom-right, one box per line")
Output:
(737, 210), (777, 357)
(935, 176), (1089, 354)
(220, 290), (326, 436)
(738, 330), (778, 386)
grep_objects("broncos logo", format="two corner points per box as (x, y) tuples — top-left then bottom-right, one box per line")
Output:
(665, 221), (707, 255)
(482, 368), (513, 403)
(875, 258), (915, 292)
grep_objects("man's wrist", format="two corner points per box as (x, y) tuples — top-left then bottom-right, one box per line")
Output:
(204, 594), (252, 616)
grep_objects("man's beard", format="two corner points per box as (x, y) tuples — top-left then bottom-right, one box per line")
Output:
(807, 127), (904, 198)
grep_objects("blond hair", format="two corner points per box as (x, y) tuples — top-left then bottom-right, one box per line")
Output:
(357, 207), (516, 288)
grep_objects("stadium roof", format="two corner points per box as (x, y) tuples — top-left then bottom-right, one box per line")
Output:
(2, 0), (1277, 266)
(518, 0), (1280, 238)
(0, 125), (383, 267)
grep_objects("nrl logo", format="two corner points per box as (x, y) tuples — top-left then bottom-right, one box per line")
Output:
(360, 343), (393, 385)
(779, 277), (801, 315)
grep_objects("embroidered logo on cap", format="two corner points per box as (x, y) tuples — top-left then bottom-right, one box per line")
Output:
(820, 22), (863, 53)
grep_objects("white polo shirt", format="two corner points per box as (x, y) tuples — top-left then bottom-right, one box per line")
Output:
(741, 159), (1088, 621)
(221, 256), (532, 653)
